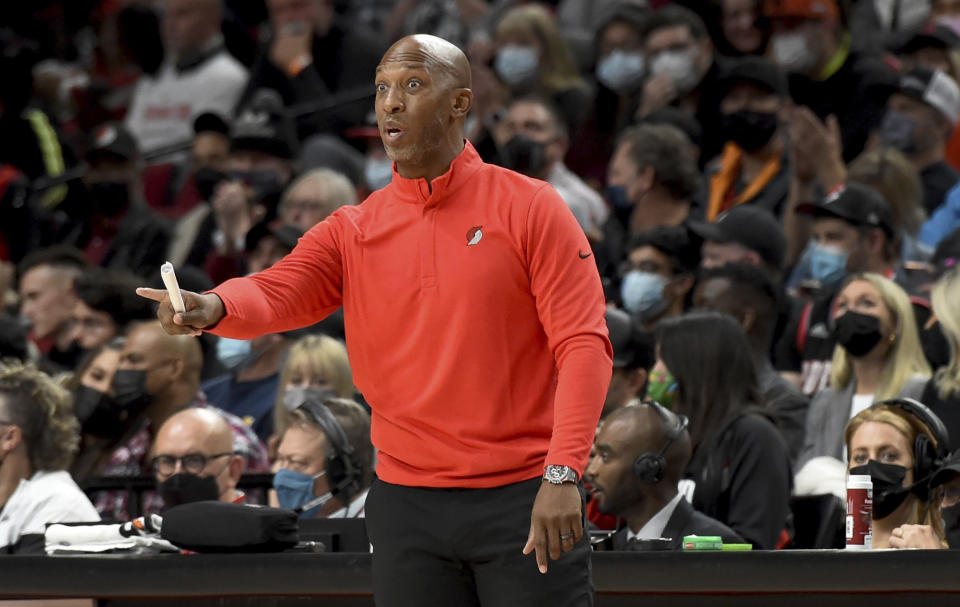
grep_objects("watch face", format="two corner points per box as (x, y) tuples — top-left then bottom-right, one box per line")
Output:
(546, 466), (569, 482)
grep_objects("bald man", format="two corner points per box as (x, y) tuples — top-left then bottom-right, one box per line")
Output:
(150, 408), (245, 506)
(140, 34), (610, 605)
(585, 404), (742, 550)
(91, 322), (268, 520)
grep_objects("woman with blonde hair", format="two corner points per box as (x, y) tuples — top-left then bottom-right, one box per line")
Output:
(492, 3), (592, 133)
(797, 273), (930, 469)
(270, 334), (355, 456)
(920, 265), (960, 452)
(845, 401), (949, 549)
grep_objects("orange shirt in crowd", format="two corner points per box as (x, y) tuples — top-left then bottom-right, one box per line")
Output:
(209, 142), (612, 488)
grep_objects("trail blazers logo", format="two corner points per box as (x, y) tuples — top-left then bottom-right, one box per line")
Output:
(466, 226), (483, 246)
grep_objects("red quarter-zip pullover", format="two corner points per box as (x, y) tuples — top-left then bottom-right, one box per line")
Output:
(209, 142), (612, 487)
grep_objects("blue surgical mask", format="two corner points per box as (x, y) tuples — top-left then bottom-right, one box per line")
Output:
(364, 157), (393, 191)
(216, 337), (251, 370)
(605, 185), (631, 211)
(596, 50), (645, 94)
(494, 45), (539, 86)
(620, 270), (670, 320)
(274, 468), (327, 518)
(808, 242), (850, 287)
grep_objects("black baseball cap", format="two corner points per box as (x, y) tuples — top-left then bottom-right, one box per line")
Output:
(86, 123), (138, 163)
(795, 182), (896, 237)
(193, 112), (230, 137)
(897, 22), (960, 55)
(718, 56), (788, 98)
(898, 66), (960, 126)
(231, 89), (297, 160)
(689, 206), (787, 269)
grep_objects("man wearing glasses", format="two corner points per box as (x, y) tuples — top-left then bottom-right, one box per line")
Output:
(149, 408), (246, 507)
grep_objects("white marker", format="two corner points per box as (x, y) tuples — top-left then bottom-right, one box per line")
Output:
(160, 262), (186, 314)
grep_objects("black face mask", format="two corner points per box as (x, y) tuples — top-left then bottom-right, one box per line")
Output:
(500, 135), (548, 177)
(941, 503), (960, 548)
(850, 460), (913, 520)
(157, 473), (221, 508)
(111, 369), (153, 420)
(87, 181), (130, 217)
(194, 167), (226, 201)
(834, 311), (884, 357)
(720, 109), (779, 151)
(74, 385), (127, 438)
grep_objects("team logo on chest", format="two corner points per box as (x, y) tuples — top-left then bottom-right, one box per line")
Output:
(466, 226), (483, 246)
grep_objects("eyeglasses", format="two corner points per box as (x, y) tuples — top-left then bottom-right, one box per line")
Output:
(150, 452), (233, 477)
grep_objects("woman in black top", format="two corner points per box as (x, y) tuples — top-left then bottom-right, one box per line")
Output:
(922, 265), (960, 452)
(654, 312), (792, 549)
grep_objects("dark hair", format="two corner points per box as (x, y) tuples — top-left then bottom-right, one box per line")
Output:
(697, 263), (781, 349)
(628, 225), (701, 274)
(74, 269), (155, 331)
(616, 124), (701, 201)
(0, 360), (79, 471)
(641, 5), (709, 42)
(290, 397), (374, 489)
(506, 94), (570, 140)
(17, 246), (87, 281)
(656, 312), (762, 448)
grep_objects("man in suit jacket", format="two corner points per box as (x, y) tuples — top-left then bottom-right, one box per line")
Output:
(585, 403), (743, 550)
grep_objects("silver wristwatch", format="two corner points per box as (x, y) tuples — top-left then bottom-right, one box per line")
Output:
(543, 465), (578, 484)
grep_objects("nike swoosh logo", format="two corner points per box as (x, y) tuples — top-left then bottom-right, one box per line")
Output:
(578, 251), (592, 259)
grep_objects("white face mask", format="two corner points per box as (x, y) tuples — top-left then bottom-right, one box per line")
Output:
(494, 45), (539, 86)
(364, 157), (393, 191)
(771, 30), (818, 74)
(650, 49), (699, 95)
(596, 50), (646, 94)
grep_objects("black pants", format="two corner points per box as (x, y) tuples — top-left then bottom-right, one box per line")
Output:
(365, 477), (593, 607)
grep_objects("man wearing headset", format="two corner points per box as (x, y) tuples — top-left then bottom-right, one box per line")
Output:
(273, 390), (373, 518)
(585, 402), (742, 549)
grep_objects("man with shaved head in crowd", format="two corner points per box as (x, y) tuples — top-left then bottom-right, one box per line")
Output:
(93, 321), (267, 520)
(150, 408), (246, 507)
(141, 34), (610, 605)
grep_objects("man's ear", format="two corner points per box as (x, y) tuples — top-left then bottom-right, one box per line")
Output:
(668, 273), (695, 299)
(452, 88), (474, 118)
(229, 454), (245, 484)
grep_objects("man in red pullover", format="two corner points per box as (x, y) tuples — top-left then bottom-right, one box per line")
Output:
(139, 34), (611, 606)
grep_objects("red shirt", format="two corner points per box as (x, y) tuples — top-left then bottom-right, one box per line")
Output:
(210, 142), (612, 488)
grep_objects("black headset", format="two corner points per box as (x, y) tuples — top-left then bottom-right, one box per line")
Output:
(282, 387), (363, 503)
(873, 397), (950, 495)
(633, 401), (690, 484)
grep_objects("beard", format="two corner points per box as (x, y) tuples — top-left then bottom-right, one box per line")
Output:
(384, 113), (449, 165)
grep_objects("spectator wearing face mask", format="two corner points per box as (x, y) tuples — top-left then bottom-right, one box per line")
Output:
(494, 95), (607, 238)
(878, 67), (960, 218)
(845, 401), (949, 549)
(93, 321), (268, 520)
(636, 5), (726, 165)
(149, 408), (246, 508)
(764, 0), (898, 162)
(598, 125), (700, 285)
(654, 312), (792, 549)
(931, 450), (960, 548)
(797, 273), (931, 471)
(705, 57), (792, 221)
(567, 3), (648, 187)
(273, 391), (372, 519)
(618, 225), (700, 330)
(69, 339), (124, 483)
(184, 91), (297, 284)
(492, 3), (593, 136)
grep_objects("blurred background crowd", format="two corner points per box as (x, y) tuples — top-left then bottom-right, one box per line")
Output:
(4, 0), (960, 554)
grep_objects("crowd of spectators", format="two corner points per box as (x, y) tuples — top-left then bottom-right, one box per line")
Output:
(4, 0), (960, 556)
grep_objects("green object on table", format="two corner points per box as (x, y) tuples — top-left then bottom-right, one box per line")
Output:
(682, 535), (723, 551)
(721, 543), (753, 551)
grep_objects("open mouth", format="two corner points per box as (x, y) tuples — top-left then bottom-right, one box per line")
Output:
(384, 127), (404, 141)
